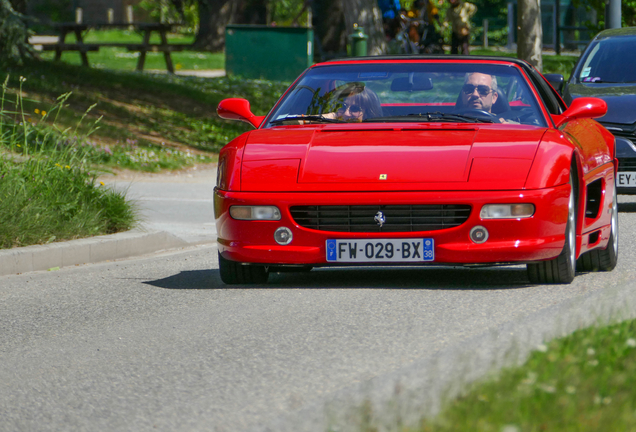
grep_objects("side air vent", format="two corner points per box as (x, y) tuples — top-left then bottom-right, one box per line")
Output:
(585, 179), (603, 219)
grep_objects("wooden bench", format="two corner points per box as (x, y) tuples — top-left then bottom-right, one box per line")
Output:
(34, 23), (192, 73)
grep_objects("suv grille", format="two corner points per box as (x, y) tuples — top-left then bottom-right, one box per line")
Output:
(599, 121), (636, 141)
(290, 205), (471, 233)
(619, 158), (636, 171)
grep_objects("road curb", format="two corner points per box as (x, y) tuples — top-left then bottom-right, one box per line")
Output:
(0, 230), (188, 277)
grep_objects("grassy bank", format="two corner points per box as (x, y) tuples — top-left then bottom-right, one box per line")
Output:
(412, 318), (636, 431)
(0, 155), (135, 249)
(4, 59), (289, 171)
(1, 78), (136, 248)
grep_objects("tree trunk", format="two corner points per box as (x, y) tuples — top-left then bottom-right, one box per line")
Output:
(236, 0), (267, 24)
(341, 0), (386, 55)
(313, 0), (347, 59)
(193, 0), (240, 51)
(517, 0), (543, 71)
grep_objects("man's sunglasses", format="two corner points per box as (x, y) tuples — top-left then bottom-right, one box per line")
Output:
(462, 84), (493, 97)
(339, 102), (363, 114)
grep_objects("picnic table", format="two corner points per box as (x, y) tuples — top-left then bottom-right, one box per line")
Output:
(38, 23), (191, 73)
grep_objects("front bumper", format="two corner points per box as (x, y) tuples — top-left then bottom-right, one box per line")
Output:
(214, 186), (571, 266)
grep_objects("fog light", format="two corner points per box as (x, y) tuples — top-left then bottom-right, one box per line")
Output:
(470, 226), (489, 244)
(480, 203), (534, 219)
(230, 206), (281, 220)
(274, 227), (293, 245)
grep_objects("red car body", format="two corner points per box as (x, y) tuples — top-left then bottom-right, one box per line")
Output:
(215, 56), (618, 284)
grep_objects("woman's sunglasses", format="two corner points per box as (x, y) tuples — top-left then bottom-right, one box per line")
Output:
(462, 84), (493, 97)
(339, 102), (363, 115)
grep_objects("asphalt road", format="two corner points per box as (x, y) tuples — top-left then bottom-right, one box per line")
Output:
(2, 197), (636, 432)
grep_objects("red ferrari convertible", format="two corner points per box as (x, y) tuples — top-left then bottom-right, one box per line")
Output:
(215, 56), (618, 285)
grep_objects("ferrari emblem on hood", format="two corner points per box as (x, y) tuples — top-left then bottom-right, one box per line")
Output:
(379, 174), (387, 180)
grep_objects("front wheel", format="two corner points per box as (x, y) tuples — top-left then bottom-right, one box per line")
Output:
(527, 175), (577, 284)
(218, 252), (269, 285)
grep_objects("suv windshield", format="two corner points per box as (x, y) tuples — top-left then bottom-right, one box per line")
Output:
(264, 62), (546, 127)
(576, 36), (636, 83)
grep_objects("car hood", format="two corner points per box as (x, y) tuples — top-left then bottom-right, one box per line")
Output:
(240, 124), (545, 192)
(566, 83), (636, 124)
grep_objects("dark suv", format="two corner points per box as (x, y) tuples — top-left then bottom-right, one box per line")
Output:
(560, 27), (636, 194)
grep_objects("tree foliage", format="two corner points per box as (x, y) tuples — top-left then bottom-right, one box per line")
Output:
(573, 0), (636, 33)
(0, 0), (35, 66)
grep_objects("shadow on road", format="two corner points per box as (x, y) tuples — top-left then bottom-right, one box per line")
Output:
(144, 266), (533, 290)
(618, 202), (636, 213)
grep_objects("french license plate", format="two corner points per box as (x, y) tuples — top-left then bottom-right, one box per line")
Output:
(326, 238), (434, 263)
(617, 172), (636, 187)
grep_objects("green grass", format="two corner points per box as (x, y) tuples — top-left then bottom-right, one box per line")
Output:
(0, 155), (136, 248)
(0, 79), (137, 248)
(37, 29), (224, 72)
(40, 49), (224, 72)
(4, 59), (289, 171)
(413, 319), (636, 431)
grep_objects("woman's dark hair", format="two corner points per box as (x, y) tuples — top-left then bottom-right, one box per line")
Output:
(335, 82), (383, 119)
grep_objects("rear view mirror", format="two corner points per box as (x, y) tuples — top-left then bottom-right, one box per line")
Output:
(544, 73), (565, 94)
(391, 74), (434, 92)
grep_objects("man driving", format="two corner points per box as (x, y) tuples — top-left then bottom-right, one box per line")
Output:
(459, 72), (518, 123)
(461, 72), (498, 112)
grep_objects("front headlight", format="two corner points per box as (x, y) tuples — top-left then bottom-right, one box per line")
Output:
(480, 204), (535, 219)
(230, 206), (282, 220)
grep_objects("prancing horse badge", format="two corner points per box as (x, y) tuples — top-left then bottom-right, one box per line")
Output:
(374, 211), (386, 227)
(379, 174), (388, 180)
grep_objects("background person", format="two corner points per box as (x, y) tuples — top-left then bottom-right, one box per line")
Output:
(379, 0), (403, 41)
(446, 0), (477, 55)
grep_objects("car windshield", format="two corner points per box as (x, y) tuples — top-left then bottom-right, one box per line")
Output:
(576, 36), (636, 83)
(264, 62), (546, 127)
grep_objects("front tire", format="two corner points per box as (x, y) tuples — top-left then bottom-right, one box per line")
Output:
(218, 252), (269, 285)
(527, 175), (577, 284)
(577, 182), (618, 272)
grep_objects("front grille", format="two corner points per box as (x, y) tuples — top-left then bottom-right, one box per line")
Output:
(290, 205), (471, 233)
(619, 158), (636, 171)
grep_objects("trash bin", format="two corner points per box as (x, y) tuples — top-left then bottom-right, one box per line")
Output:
(349, 23), (368, 57)
(225, 25), (314, 82)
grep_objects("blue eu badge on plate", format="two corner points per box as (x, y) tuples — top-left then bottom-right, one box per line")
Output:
(326, 239), (337, 261)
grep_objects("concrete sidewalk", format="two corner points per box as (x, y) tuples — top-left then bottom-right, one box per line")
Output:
(0, 165), (218, 277)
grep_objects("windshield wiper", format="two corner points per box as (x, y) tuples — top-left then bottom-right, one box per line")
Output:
(270, 114), (346, 124)
(364, 112), (495, 124)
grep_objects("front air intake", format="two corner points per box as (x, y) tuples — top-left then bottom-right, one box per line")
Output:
(290, 204), (471, 233)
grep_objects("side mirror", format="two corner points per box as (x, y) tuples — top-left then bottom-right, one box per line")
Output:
(554, 97), (607, 128)
(217, 98), (265, 128)
(544, 73), (564, 94)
